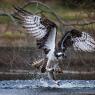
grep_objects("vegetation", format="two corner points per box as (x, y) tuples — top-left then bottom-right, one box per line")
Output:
(0, 0), (94, 49)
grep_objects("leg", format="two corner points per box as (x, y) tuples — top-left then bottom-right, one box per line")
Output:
(40, 58), (48, 73)
(48, 69), (60, 86)
(40, 58), (53, 73)
(48, 69), (55, 80)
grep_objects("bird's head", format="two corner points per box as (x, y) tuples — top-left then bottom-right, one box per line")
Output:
(54, 49), (66, 59)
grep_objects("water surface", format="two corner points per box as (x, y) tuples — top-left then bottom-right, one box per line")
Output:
(0, 80), (95, 95)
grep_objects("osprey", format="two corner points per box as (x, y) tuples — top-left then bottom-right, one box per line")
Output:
(14, 7), (95, 80)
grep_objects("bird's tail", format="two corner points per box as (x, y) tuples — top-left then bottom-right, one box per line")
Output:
(32, 58), (44, 68)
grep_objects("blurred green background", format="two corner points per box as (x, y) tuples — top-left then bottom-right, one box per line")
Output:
(0, 0), (95, 46)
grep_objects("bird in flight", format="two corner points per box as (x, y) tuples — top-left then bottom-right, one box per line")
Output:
(14, 7), (95, 81)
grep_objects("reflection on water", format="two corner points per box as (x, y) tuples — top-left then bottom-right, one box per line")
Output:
(0, 80), (95, 95)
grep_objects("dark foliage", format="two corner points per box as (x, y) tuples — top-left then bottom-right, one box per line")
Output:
(60, 0), (95, 9)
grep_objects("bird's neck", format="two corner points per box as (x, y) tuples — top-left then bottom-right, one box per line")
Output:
(54, 49), (65, 59)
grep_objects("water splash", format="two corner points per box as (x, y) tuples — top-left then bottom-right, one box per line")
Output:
(0, 79), (95, 89)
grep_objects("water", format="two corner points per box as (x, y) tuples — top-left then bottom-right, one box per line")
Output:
(0, 80), (95, 95)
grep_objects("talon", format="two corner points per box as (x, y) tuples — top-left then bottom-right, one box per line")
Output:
(55, 68), (63, 74)
(40, 66), (46, 73)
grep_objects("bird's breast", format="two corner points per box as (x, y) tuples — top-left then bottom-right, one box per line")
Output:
(47, 50), (57, 61)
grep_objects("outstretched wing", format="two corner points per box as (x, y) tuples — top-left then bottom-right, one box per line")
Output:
(14, 7), (57, 54)
(58, 29), (95, 52)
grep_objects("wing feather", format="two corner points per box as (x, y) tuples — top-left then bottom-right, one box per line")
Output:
(59, 29), (95, 52)
(23, 16), (47, 38)
(14, 7), (57, 52)
(72, 32), (95, 52)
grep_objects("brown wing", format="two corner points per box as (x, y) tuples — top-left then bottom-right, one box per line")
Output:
(58, 29), (95, 52)
(14, 7), (57, 53)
